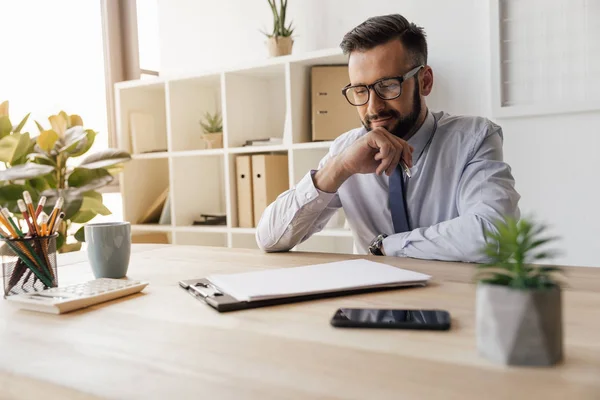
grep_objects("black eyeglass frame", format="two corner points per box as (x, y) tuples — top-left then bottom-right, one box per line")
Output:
(341, 65), (425, 106)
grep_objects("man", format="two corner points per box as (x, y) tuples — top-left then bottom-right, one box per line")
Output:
(255, 14), (520, 262)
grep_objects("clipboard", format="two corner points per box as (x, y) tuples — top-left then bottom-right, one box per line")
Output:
(178, 278), (427, 313)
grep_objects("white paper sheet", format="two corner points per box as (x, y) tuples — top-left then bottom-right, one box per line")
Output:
(206, 259), (431, 302)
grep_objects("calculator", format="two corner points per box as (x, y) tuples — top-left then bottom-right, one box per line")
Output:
(5, 278), (149, 314)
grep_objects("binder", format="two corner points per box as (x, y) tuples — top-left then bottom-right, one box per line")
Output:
(251, 154), (289, 226)
(179, 259), (431, 312)
(235, 155), (254, 228)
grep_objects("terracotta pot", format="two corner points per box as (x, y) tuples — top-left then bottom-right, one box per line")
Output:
(266, 36), (293, 57)
(201, 132), (223, 149)
(476, 283), (563, 366)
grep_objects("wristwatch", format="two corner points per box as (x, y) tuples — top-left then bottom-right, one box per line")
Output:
(368, 234), (388, 256)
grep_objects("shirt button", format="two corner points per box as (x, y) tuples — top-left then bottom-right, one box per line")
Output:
(305, 193), (313, 200)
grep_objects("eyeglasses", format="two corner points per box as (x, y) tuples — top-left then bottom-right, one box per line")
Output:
(341, 65), (424, 106)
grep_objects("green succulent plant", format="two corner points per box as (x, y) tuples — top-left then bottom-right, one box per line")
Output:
(199, 111), (223, 134)
(263, 0), (294, 38)
(0, 100), (131, 252)
(477, 217), (562, 290)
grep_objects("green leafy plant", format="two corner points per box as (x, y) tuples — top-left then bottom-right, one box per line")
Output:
(477, 217), (562, 290)
(199, 111), (223, 134)
(263, 0), (294, 38)
(0, 100), (131, 252)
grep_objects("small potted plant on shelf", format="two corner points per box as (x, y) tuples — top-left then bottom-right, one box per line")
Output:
(199, 111), (223, 149)
(263, 0), (294, 57)
(476, 216), (563, 366)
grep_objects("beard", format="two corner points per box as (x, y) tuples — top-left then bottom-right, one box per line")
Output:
(362, 81), (422, 140)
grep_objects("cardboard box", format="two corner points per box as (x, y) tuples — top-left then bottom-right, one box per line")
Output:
(251, 154), (289, 227)
(311, 65), (362, 141)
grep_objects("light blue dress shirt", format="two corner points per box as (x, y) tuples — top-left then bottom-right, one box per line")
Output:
(255, 110), (521, 262)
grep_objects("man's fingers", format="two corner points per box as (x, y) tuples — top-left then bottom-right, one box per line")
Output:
(386, 147), (402, 176)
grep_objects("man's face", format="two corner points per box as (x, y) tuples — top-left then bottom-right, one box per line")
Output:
(348, 39), (422, 140)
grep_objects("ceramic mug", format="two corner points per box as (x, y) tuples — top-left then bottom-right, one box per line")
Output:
(84, 222), (131, 279)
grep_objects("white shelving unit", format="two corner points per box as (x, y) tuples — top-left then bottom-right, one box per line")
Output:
(115, 48), (355, 254)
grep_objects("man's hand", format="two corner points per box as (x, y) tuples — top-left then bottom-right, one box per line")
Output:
(313, 127), (414, 193)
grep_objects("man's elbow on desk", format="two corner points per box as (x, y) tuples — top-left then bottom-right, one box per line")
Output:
(255, 225), (293, 253)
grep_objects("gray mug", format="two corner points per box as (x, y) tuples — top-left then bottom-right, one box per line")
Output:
(84, 222), (131, 279)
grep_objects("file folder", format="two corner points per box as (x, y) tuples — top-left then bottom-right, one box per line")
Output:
(235, 155), (254, 228)
(251, 154), (289, 226)
(179, 259), (431, 312)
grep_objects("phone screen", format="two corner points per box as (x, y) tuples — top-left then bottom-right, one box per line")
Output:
(331, 308), (451, 330)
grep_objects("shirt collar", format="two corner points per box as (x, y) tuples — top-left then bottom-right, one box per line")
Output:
(407, 109), (435, 165)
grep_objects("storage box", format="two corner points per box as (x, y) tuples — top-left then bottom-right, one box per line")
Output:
(251, 154), (289, 226)
(311, 65), (362, 141)
(235, 155), (254, 228)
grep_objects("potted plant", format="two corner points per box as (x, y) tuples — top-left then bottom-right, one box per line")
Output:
(263, 0), (294, 57)
(0, 101), (131, 253)
(476, 217), (563, 366)
(199, 111), (223, 149)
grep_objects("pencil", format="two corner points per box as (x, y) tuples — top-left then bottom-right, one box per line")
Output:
(40, 214), (49, 237)
(51, 212), (65, 235)
(17, 199), (35, 236)
(34, 195), (46, 219)
(46, 197), (64, 235)
(23, 191), (40, 236)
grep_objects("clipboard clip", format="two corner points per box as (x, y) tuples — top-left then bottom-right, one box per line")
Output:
(179, 279), (224, 300)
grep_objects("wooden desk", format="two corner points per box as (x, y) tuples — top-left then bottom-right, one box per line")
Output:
(1, 245), (599, 399)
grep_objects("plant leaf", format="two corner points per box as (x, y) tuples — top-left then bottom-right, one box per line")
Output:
(13, 113), (30, 134)
(0, 101), (8, 117)
(67, 168), (113, 192)
(37, 130), (60, 153)
(70, 209), (97, 224)
(41, 188), (83, 220)
(0, 132), (32, 164)
(0, 116), (12, 138)
(28, 152), (57, 166)
(78, 149), (131, 169)
(74, 225), (86, 242)
(69, 114), (83, 127)
(35, 120), (45, 133)
(0, 163), (54, 181)
(64, 129), (96, 158)
(28, 177), (51, 192)
(78, 191), (111, 216)
(56, 231), (66, 252)
(0, 184), (39, 214)
(48, 114), (67, 137)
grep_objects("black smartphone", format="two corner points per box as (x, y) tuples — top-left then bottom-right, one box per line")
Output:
(330, 308), (451, 330)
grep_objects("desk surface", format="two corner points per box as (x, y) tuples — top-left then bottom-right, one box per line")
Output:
(1, 245), (599, 400)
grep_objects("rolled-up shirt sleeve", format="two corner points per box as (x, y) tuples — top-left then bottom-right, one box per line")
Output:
(255, 170), (341, 252)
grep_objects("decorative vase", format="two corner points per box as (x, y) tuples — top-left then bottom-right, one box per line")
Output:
(476, 283), (563, 366)
(266, 36), (293, 57)
(201, 132), (223, 149)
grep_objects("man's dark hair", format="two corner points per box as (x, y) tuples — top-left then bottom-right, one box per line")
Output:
(340, 14), (428, 66)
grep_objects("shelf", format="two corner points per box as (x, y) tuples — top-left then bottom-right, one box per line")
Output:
(117, 47), (359, 253)
(228, 145), (288, 154)
(174, 226), (228, 233)
(132, 151), (169, 160)
(291, 141), (334, 150)
(170, 149), (225, 157)
(131, 224), (172, 232)
(168, 74), (222, 152)
(230, 227), (256, 234)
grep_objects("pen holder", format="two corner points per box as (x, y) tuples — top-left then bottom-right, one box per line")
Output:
(1, 234), (58, 298)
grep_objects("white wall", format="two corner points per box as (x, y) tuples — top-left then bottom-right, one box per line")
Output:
(158, 0), (599, 267)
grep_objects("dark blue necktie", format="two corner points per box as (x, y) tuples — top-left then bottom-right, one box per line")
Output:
(389, 166), (410, 233)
